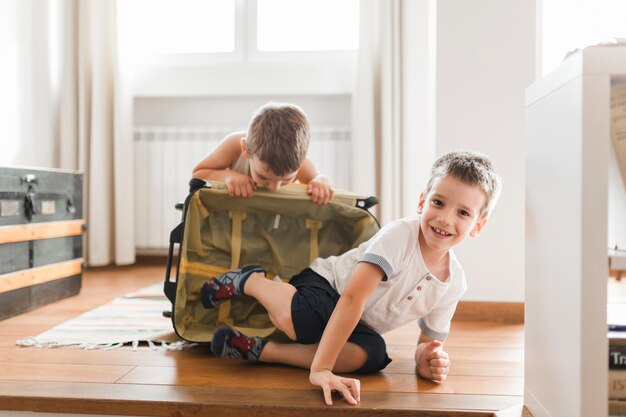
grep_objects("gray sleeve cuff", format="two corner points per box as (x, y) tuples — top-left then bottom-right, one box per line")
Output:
(418, 318), (448, 341)
(359, 253), (393, 279)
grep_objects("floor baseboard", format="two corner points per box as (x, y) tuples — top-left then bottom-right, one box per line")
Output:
(455, 301), (524, 324)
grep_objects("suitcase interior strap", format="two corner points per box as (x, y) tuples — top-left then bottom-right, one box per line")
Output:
(217, 210), (248, 326)
(305, 219), (323, 263)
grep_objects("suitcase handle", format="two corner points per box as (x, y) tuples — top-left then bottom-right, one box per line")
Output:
(20, 174), (38, 185)
(356, 196), (378, 210)
(24, 185), (37, 221)
(163, 222), (184, 304)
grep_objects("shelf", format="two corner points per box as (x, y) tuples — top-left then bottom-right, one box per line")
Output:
(525, 45), (626, 417)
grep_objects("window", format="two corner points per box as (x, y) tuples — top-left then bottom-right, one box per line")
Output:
(256, 0), (358, 52)
(117, 0), (236, 56)
(117, 0), (358, 62)
(120, 0), (359, 95)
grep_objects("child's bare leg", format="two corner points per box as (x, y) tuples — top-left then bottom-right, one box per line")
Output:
(201, 267), (297, 339)
(210, 327), (370, 372)
(243, 272), (297, 340)
(259, 341), (368, 373)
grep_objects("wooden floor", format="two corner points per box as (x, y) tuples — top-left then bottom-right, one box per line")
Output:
(0, 263), (526, 417)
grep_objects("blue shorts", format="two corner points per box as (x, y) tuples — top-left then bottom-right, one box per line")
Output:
(289, 268), (392, 374)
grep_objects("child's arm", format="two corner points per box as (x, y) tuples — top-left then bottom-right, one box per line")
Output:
(309, 262), (384, 406)
(296, 159), (335, 204)
(192, 132), (256, 197)
(414, 333), (449, 382)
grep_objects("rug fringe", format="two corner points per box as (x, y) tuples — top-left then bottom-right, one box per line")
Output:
(16, 337), (196, 351)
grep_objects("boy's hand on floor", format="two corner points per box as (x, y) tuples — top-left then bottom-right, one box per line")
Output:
(309, 369), (360, 406)
(308, 175), (334, 204)
(416, 340), (449, 383)
(224, 172), (256, 197)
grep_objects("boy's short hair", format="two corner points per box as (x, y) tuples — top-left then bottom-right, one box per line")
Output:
(426, 150), (502, 219)
(246, 102), (310, 176)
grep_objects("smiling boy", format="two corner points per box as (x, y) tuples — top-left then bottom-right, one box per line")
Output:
(200, 150), (502, 406)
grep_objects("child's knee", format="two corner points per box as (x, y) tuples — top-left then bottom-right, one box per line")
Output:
(360, 346), (392, 374)
(350, 335), (392, 374)
(336, 344), (368, 372)
(269, 310), (296, 340)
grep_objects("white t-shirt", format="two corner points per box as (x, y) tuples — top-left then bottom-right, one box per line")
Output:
(230, 152), (250, 175)
(309, 216), (467, 339)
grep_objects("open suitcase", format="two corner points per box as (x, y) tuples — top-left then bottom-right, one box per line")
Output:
(164, 179), (380, 343)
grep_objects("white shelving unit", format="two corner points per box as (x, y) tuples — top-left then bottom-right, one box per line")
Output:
(525, 46), (626, 417)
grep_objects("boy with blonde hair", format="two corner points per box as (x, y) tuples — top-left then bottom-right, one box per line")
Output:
(201, 150), (502, 405)
(192, 102), (334, 204)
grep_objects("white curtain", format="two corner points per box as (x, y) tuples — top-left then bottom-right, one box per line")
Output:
(0, 0), (59, 168)
(0, 0), (134, 266)
(352, 0), (436, 224)
(59, 0), (135, 266)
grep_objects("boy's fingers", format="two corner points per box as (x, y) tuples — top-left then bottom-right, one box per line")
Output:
(430, 358), (449, 367)
(428, 340), (443, 351)
(321, 187), (331, 204)
(325, 188), (334, 203)
(431, 372), (447, 382)
(430, 366), (448, 374)
(338, 386), (357, 405)
(335, 380), (358, 405)
(430, 370), (447, 379)
(347, 378), (361, 402)
(322, 385), (333, 406)
(318, 189), (327, 204)
(425, 341), (444, 358)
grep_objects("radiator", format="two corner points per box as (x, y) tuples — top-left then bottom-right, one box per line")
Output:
(133, 125), (351, 252)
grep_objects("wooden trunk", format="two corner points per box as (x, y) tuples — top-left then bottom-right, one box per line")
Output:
(0, 167), (84, 320)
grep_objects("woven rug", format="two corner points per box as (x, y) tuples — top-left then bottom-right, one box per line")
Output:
(16, 283), (192, 351)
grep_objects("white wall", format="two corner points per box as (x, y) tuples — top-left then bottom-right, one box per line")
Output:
(434, 0), (535, 302)
(134, 95), (351, 128)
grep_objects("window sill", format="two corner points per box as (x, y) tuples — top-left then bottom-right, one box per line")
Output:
(131, 60), (356, 97)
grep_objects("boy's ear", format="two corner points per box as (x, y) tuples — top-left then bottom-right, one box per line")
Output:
(417, 193), (425, 214)
(470, 217), (488, 237)
(240, 137), (249, 158)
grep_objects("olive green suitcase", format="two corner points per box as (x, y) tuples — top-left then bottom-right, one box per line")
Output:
(164, 179), (379, 343)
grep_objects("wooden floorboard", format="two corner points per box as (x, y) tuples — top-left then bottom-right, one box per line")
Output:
(0, 263), (525, 416)
(0, 381), (522, 417)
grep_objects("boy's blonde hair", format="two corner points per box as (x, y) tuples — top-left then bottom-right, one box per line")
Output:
(246, 102), (310, 176)
(426, 150), (502, 219)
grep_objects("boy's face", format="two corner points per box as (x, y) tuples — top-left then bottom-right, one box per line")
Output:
(241, 138), (298, 190)
(248, 157), (298, 191)
(417, 175), (488, 255)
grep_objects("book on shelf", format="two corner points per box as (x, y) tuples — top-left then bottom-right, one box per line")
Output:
(610, 370), (626, 400)
(608, 302), (626, 400)
(610, 345), (626, 369)
(611, 332), (626, 346)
